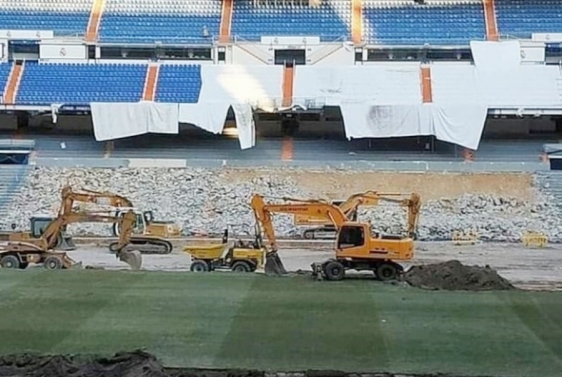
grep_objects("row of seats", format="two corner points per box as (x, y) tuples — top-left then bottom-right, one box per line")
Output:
(0, 63), (11, 97)
(8, 63), (202, 106)
(0, 0), (561, 44)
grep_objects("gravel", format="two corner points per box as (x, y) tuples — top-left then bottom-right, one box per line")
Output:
(1, 167), (560, 242)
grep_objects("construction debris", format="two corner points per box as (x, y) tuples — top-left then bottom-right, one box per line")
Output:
(1, 167), (560, 242)
(404, 260), (515, 291)
(0, 350), (494, 377)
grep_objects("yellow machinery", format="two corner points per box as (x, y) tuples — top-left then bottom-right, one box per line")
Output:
(0, 208), (142, 270)
(251, 192), (421, 280)
(183, 228), (265, 273)
(295, 191), (420, 239)
(57, 186), (181, 254)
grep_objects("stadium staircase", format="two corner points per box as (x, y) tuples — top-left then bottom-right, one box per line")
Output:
(535, 171), (562, 211)
(0, 166), (29, 220)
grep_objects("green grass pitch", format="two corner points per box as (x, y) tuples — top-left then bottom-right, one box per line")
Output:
(0, 270), (560, 377)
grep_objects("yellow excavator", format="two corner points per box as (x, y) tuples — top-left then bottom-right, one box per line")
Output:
(0, 208), (142, 270)
(58, 186), (180, 254)
(251, 192), (421, 280)
(295, 191), (420, 239)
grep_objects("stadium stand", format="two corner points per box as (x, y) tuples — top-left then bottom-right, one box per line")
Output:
(495, 0), (562, 39)
(362, 0), (486, 45)
(154, 65), (202, 104)
(0, 63), (11, 98)
(98, 0), (222, 44)
(0, 0), (91, 36)
(230, 0), (352, 41)
(17, 63), (147, 105)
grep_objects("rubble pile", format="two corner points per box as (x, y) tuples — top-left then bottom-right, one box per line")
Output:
(1, 167), (559, 242)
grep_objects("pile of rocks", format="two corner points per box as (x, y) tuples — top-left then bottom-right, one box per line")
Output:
(1, 167), (560, 242)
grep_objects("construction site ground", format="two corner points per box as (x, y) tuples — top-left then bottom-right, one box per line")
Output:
(0, 264), (561, 377)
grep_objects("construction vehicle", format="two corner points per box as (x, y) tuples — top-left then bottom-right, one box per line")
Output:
(0, 209), (142, 270)
(57, 186), (181, 254)
(183, 228), (265, 272)
(251, 192), (421, 280)
(295, 191), (420, 240)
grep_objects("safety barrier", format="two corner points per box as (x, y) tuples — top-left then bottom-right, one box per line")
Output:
(522, 231), (548, 248)
(451, 230), (479, 245)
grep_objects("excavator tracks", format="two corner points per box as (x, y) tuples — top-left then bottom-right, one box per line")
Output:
(109, 237), (173, 255)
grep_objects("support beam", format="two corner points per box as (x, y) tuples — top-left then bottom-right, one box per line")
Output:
(3, 62), (24, 105)
(219, 0), (234, 43)
(420, 65), (433, 103)
(142, 65), (159, 101)
(86, 0), (106, 42)
(482, 0), (499, 41)
(282, 64), (294, 108)
(351, 0), (363, 44)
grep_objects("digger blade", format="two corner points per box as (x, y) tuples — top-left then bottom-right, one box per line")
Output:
(264, 252), (287, 276)
(118, 250), (142, 270)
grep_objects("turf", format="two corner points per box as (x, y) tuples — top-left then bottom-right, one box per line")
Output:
(0, 270), (561, 377)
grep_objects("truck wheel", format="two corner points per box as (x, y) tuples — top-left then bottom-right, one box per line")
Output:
(1, 255), (20, 269)
(190, 260), (209, 272)
(231, 261), (251, 273)
(44, 256), (63, 270)
(376, 263), (399, 281)
(324, 261), (345, 281)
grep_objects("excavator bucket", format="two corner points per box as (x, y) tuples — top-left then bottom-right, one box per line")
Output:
(56, 234), (76, 251)
(117, 250), (142, 270)
(264, 251), (287, 276)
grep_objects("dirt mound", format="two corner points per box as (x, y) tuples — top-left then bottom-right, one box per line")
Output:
(0, 350), (167, 377)
(404, 260), (515, 291)
(0, 350), (494, 377)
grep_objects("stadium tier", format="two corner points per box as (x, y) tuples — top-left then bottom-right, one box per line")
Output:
(17, 63), (147, 105)
(495, 0), (562, 39)
(0, 0), (91, 37)
(231, 0), (351, 42)
(362, 0), (486, 45)
(0, 0), (562, 45)
(0, 63), (11, 94)
(154, 65), (202, 103)
(98, 0), (222, 44)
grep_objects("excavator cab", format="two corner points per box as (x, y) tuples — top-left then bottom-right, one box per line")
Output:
(336, 224), (366, 249)
(30, 216), (76, 251)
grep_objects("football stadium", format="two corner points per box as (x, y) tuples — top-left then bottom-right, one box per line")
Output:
(0, 1), (561, 377)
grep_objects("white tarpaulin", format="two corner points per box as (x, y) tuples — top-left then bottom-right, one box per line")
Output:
(293, 65), (422, 106)
(470, 41), (522, 70)
(178, 65), (283, 149)
(339, 103), (488, 150)
(432, 64), (562, 108)
(91, 102), (179, 141)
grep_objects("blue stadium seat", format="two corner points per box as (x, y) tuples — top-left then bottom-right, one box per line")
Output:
(0, 0), (91, 37)
(362, 0), (486, 45)
(0, 63), (11, 97)
(155, 65), (202, 103)
(99, 0), (221, 44)
(495, 0), (562, 39)
(17, 62), (147, 105)
(231, 0), (351, 42)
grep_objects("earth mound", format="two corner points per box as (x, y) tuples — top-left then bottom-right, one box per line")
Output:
(0, 350), (493, 377)
(404, 260), (515, 291)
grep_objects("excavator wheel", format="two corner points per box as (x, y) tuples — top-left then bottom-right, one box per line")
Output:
(375, 263), (400, 281)
(303, 230), (315, 240)
(109, 239), (173, 255)
(323, 261), (345, 281)
(43, 256), (63, 270)
(0, 254), (20, 269)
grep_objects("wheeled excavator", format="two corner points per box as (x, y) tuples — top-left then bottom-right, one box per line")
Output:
(59, 186), (180, 254)
(295, 191), (421, 240)
(0, 208), (142, 270)
(251, 193), (421, 280)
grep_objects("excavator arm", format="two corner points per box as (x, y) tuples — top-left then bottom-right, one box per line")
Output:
(250, 194), (348, 275)
(60, 186), (134, 215)
(39, 209), (142, 270)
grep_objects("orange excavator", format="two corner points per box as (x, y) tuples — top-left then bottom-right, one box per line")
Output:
(251, 192), (421, 280)
(295, 191), (421, 239)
